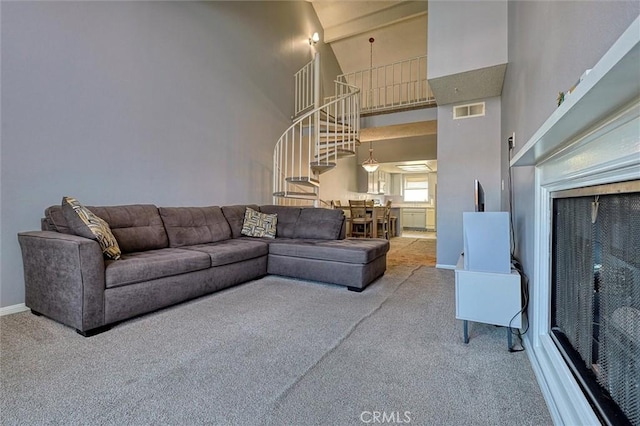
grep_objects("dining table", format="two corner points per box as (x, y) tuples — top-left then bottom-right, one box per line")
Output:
(336, 204), (387, 238)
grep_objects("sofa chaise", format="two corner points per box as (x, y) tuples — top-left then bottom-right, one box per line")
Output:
(18, 202), (389, 336)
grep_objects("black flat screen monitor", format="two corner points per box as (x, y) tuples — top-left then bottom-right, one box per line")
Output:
(474, 179), (485, 212)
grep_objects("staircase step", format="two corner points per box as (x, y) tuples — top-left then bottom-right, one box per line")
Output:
(315, 149), (356, 162)
(316, 147), (356, 156)
(310, 162), (336, 174)
(318, 137), (360, 148)
(318, 120), (352, 131)
(273, 191), (318, 200)
(319, 132), (357, 138)
(285, 176), (320, 187)
(303, 122), (353, 132)
(316, 144), (357, 153)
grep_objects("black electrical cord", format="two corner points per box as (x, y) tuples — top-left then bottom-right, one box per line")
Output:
(508, 262), (530, 352)
(507, 138), (530, 352)
(508, 139), (516, 257)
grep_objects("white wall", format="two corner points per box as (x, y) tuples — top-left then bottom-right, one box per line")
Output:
(428, 0), (507, 79)
(0, 1), (342, 308)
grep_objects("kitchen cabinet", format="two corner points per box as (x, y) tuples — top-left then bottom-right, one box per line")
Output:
(363, 170), (388, 194)
(402, 208), (427, 229)
(426, 208), (436, 230)
(388, 173), (402, 196)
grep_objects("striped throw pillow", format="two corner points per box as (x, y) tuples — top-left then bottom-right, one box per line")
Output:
(241, 207), (277, 239)
(62, 196), (122, 260)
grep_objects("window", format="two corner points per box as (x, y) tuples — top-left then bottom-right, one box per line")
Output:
(403, 175), (428, 202)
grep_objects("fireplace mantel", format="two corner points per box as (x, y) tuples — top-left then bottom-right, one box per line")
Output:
(510, 17), (639, 426)
(511, 17), (639, 168)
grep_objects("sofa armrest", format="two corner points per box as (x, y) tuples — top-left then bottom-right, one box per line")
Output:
(18, 231), (106, 332)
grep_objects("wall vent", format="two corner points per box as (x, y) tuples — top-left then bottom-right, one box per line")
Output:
(453, 102), (485, 119)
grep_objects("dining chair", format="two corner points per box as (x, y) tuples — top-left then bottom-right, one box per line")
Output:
(349, 200), (373, 238)
(389, 208), (398, 237)
(336, 200), (352, 237)
(377, 200), (393, 240)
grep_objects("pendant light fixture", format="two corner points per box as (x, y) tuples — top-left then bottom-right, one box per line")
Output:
(362, 140), (379, 173)
(362, 37), (379, 173)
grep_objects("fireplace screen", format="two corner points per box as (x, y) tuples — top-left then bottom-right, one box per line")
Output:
(551, 185), (639, 425)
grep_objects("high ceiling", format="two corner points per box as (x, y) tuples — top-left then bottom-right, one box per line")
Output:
(311, 1), (432, 172)
(310, 1), (427, 75)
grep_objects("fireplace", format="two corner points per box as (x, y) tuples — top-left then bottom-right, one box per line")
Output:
(550, 183), (639, 425)
(508, 18), (639, 425)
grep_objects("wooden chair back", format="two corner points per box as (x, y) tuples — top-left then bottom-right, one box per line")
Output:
(383, 200), (392, 221)
(349, 200), (368, 218)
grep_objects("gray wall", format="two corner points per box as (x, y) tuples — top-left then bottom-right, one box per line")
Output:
(355, 135), (437, 193)
(501, 1), (639, 331)
(428, 0), (508, 267)
(322, 107), (437, 201)
(356, 136), (437, 165)
(318, 156), (361, 202)
(428, 0), (507, 79)
(436, 97), (502, 266)
(0, 1), (342, 308)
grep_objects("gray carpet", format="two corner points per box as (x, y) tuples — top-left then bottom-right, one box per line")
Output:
(0, 265), (552, 425)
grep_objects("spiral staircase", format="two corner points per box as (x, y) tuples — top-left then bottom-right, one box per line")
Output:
(272, 54), (360, 206)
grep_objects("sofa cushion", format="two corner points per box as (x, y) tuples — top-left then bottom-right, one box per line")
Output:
(293, 208), (344, 240)
(184, 239), (269, 267)
(104, 248), (211, 288)
(44, 206), (73, 234)
(159, 206), (232, 247)
(221, 204), (260, 238)
(62, 196), (122, 260)
(268, 238), (389, 264)
(87, 205), (169, 253)
(241, 207), (277, 239)
(259, 205), (301, 238)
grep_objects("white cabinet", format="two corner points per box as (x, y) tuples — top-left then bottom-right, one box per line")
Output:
(403, 207), (435, 229)
(402, 208), (426, 229)
(366, 170), (389, 194)
(426, 208), (436, 230)
(389, 173), (402, 195)
(454, 256), (521, 349)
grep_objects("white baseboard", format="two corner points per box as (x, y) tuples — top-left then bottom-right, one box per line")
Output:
(436, 263), (456, 270)
(0, 303), (29, 316)
(526, 333), (600, 426)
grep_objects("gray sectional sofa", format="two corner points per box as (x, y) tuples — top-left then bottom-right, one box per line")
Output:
(18, 203), (389, 336)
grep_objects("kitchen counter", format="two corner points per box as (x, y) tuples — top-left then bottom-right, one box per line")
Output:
(393, 203), (434, 208)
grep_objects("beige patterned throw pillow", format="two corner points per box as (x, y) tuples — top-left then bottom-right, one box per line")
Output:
(62, 196), (122, 260)
(241, 207), (277, 239)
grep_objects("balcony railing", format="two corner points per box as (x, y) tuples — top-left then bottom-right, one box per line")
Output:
(337, 55), (435, 114)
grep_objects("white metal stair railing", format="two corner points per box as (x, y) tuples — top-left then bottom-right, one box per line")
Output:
(273, 80), (360, 206)
(337, 55), (434, 114)
(294, 53), (320, 118)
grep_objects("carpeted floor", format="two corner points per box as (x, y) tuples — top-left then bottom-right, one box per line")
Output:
(0, 261), (552, 425)
(387, 237), (437, 267)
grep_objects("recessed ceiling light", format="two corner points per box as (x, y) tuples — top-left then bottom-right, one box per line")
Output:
(396, 164), (432, 172)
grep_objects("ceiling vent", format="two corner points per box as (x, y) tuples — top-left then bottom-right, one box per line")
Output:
(453, 102), (485, 120)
